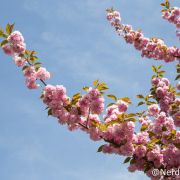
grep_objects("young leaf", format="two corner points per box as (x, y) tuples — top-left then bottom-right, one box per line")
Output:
(106, 9), (111, 13)
(160, 3), (166, 7)
(107, 103), (115, 107)
(39, 94), (44, 99)
(157, 65), (162, 70)
(175, 74), (180, 81)
(124, 157), (131, 164)
(18, 54), (25, 58)
(149, 138), (160, 144)
(72, 93), (81, 99)
(34, 62), (42, 66)
(22, 66), (29, 71)
(93, 79), (99, 87)
(165, 0), (170, 8)
(90, 119), (99, 126)
(121, 97), (131, 102)
(136, 94), (144, 99)
(161, 9), (167, 13)
(106, 94), (117, 102)
(97, 86), (109, 91)
(0, 40), (8, 47)
(10, 23), (15, 34)
(141, 125), (149, 132)
(82, 86), (89, 91)
(48, 109), (52, 116)
(137, 102), (145, 107)
(6, 23), (11, 35)
(151, 65), (157, 73)
(98, 83), (108, 87)
(97, 145), (104, 152)
(130, 159), (135, 165)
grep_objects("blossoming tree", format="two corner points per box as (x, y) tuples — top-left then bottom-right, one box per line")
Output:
(1, 0), (180, 179)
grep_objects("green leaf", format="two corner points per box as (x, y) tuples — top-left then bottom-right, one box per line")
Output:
(6, 23), (11, 35)
(120, 97), (131, 102)
(144, 166), (151, 173)
(35, 67), (40, 72)
(124, 157), (131, 164)
(10, 23), (15, 34)
(130, 159), (135, 165)
(48, 109), (52, 116)
(175, 74), (180, 81)
(34, 62), (42, 66)
(97, 145), (104, 152)
(136, 94), (144, 99)
(100, 92), (105, 96)
(2, 34), (8, 38)
(39, 94), (44, 99)
(174, 143), (180, 149)
(106, 94), (117, 102)
(106, 9), (111, 13)
(90, 119), (99, 126)
(177, 68), (180, 73)
(82, 86), (89, 91)
(126, 118), (137, 122)
(160, 3), (166, 7)
(33, 56), (39, 60)
(161, 9), (167, 13)
(171, 129), (176, 135)
(137, 102), (145, 107)
(147, 131), (156, 138)
(161, 145), (167, 149)
(157, 65), (162, 70)
(162, 125), (167, 131)
(127, 113), (137, 118)
(97, 86), (109, 91)
(22, 66), (29, 71)
(18, 54), (25, 58)
(151, 75), (156, 79)
(107, 103), (115, 107)
(0, 40), (8, 47)
(98, 83), (108, 87)
(106, 120), (121, 127)
(93, 79), (99, 87)
(158, 71), (166, 75)
(176, 92), (180, 96)
(149, 138), (160, 144)
(151, 65), (157, 73)
(141, 125), (149, 132)
(165, 0), (170, 8)
(72, 92), (81, 99)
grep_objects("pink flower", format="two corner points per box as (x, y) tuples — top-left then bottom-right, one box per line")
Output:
(135, 145), (147, 158)
(116, 100), (128, 112)
(106, 13), (113, 21)
(11, 42), (26, 54)
(176, 81), (180, 90)
(34, 67), (50, 80)
(7, 31), (24, 44)
(2, 44), (15, 56)
(147, 104), (160, 116)
(13, 56), (26, 67)
(113, 11), (120, 17)
(114, 17), (121, 24)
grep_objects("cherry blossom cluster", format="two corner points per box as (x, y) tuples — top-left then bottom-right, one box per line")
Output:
(23, 66), (50, 89)
(2, 31), (26, 56)
(2, 0), (180, 179)
(162, 7), (180, 41)
(106, 9), (180, 64)
(1, 30), (51, 89)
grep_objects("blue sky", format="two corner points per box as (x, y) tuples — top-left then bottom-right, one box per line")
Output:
(0, 0), (180, 179)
